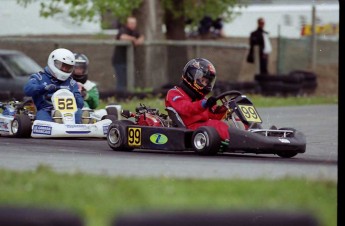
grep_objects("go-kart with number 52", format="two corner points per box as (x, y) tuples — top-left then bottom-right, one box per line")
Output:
(107, 91), (306, 158)
(31, 89), (113, 138)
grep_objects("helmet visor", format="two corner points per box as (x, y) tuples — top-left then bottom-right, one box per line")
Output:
(73, 63), (87, 76)
(194, 69), (215, 90)
(54, 60), (74, 73)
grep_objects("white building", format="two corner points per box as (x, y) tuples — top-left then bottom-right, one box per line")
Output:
(0, 0), (339, 39)
(223, 2), (339, 38)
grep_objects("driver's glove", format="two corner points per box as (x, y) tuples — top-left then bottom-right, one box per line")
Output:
(202, 96), (217, 108)
(44, 84), (57, 93)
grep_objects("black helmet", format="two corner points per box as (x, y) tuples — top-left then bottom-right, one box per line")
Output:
(72, 53), (89, 84)
(181, 58), (216, 99)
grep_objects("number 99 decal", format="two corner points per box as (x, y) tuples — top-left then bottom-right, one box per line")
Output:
(128, 128), (141, 146)
(238, 105), (262, 123)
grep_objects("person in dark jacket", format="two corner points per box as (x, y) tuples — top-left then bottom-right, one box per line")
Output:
(247, 17), (272, 74)
(24, 48), (84, 123)
(111, 16), (144, 92)
(165, 58), (229, 140)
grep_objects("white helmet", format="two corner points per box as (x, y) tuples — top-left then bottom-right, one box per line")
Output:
(47, 48), (75, 81)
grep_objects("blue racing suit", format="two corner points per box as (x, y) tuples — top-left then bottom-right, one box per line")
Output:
(24, 66), (84, 123)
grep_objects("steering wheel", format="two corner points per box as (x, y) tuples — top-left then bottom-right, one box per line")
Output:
(209, 90), (243, 112)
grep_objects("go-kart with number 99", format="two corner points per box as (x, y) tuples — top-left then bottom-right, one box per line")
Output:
(107, 91), (306, 158)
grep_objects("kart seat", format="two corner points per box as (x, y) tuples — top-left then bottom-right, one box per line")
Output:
(165, 107), (186, 128)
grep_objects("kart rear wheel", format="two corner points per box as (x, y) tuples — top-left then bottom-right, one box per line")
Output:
(11, 114), (32, 138)
(192, 126), (221, 156)
(107, 120), (134, 151)
(102, 114), (118, 123)
(277, 127), (298, 158)
(106, 107), (118, 120)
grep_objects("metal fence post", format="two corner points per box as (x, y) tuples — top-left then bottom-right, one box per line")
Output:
(310, 4), (317, 71)
(126, 44), (134, 91)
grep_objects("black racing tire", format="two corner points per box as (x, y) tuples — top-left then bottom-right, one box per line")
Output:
(107, 120), (135, 151)
(106, 107), (118, 120)
(277, 152), (298, 158)
(0, 206), (83, 226)
(259, 81), (301, 96)
(192, 126), (221, 156)
(102, 114), (118, 123)
(11, 114), (32, 138)
(277, 127), (298, 158)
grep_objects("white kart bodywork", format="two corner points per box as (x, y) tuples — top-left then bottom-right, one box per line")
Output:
(0, 114), (15, 136)
(31, 119), (111, 138)
(85, 105), (122, 122)
(31, 89), (113, 138)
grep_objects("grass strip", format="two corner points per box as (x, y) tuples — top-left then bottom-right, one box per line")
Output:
(100, 95), (338, 113)
(0, 166), (337, 226)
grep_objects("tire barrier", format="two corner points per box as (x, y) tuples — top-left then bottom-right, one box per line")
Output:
(0, 206), (84, 226)
(255, 70), (318, 96)
(213, 80), (260, 96)
(0, 206), (319, 226)
(98, 70), (317, 100)
(113, 210), (319, 226)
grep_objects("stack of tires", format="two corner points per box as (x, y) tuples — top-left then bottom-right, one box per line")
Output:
(254, 70), (317, 96)
(212, 80), (260, 96)
(289, 70), (318, 95)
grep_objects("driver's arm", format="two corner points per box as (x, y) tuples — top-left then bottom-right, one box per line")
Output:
(71, 81), (84, 109)
(85, 86), (99, 109)
(166, 89), (206, 116)
(24, 74), (46, 96)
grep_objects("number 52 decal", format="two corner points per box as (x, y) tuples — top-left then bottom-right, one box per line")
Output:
(54, 97), (77, 112)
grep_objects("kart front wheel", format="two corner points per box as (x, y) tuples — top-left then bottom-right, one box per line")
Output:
(277, 127), (298, 158)
(107, 120), (134, 151)
(277, 152), (298, 158)
(11, 114), (32, 138)
(192, 126), (221, 156)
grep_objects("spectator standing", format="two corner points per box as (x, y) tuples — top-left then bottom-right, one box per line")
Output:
(111, 16), (144, 92)
(247, 17), (272, 74)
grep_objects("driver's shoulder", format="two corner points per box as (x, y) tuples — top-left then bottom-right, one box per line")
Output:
(30, 71), (48, 81)
(65, 77), (78, 87)
(167, 86), (185, 96)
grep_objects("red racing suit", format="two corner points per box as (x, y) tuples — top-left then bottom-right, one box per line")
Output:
(165, 86), (230, 140)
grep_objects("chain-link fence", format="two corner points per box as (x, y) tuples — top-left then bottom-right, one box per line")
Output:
(277, 37), (338, 74)
(0, 38), (249, 94)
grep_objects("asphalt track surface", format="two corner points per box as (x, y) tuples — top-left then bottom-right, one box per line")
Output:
(0, 105), (337, 181)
